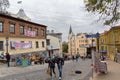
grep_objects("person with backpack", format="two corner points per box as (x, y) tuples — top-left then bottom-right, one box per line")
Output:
(5, 53), (11, 67)
(46, 54), (56, 79)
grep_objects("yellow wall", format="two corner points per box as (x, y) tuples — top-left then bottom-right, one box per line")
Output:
(99, 27), (120, 60)
(0, 37), (46, 55)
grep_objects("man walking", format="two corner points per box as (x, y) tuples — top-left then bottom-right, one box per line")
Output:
(56, 55), (64, 80)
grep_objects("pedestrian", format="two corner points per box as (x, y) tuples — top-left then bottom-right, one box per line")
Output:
(5, 53), (11, 67)
(56, 55), (64, 80)
(72, 55), (75, 61)
(46, 54), (56, 79)
(76, 55), (79, 62)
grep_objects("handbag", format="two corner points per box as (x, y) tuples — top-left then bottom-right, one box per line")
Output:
(46, 67), (50, 75)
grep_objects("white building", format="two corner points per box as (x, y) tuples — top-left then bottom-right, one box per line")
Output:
(46, 30), (62, 57)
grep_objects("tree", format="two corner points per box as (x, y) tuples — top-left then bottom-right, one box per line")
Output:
(62, 43), (68, 53)
(84, 0), (120, 25)
(0, 0), (10, 12)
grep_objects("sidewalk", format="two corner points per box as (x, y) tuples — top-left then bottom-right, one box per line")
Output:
(91, 60), (120, 80)
(0, 63), (48, 77)
(0, 60), (71, 78)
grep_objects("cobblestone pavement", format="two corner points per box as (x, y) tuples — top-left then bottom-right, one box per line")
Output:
(0, 58), (92, 80)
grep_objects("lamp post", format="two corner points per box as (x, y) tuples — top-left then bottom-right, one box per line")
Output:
(51, 45), (53, 55)
(59, 39), (62, 56)
(91, 33), (94, 79)
(6, 36), (9, 53)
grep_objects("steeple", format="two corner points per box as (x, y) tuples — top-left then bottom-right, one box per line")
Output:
(69, 25), (72, 34)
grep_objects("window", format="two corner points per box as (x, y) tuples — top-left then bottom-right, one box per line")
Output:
(28, 27), (32, 31)
(41, 29), (45, 36)
(10, 24), (15, 33)
(36, 41), (39, 48)
(42, 41), (45, 47)
(46, 39), (50, 45)
(20, 26), (24, 34)
(81, 36), (84, 38)
(35, 28), (38, 36)
(0, 22), (3, 32)
(10, 41), (15, 50)
(0, 41), (3, 50)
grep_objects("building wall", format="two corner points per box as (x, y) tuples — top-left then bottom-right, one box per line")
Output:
(0, 37), (46, 55)
(76, 33), (87, 56)
(47, 35), (62, 56)
(0, 14), (46, 39)
(76, 33), (97, 57)
(0, 14), (47, 55)
(99, 26), (120, 60)
(68, 34), (76, 56)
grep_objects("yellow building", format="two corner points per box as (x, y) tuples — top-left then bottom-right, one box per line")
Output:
(98, 26), (120, 60)
(76, 33), (97, 57)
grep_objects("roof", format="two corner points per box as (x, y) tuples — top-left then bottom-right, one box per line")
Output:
(16, 8), (31, 21)
(86, 33), (99, 38)
(0, 13), (47, 27)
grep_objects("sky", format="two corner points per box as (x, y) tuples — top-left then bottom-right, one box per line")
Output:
(8, 0), (110, 41)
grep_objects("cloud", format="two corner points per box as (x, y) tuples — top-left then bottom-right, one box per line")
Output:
(8, 0), (109, 41)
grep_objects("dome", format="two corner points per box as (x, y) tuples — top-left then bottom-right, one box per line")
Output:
(16, 8), (31, 21)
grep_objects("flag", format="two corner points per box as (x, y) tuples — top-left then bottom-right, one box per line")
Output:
(17, 1), (22, 4)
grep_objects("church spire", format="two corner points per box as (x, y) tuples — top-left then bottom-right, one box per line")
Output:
(69, 25), (72, 34)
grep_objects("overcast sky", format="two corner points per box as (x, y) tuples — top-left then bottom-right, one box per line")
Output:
(8, 0), (110, 41)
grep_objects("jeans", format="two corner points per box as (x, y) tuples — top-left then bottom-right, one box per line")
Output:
(58, 65), (62, 78)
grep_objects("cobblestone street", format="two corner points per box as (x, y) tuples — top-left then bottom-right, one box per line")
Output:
(0, 58), (92, 80)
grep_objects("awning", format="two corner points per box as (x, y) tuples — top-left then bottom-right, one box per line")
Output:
(99, 50), (107, 53)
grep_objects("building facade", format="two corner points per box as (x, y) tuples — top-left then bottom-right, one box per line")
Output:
(0, 13), (47, 56)
(46, 30), (62, 57)
(76, 33), (97, 57)
(98, 26), (120, 60)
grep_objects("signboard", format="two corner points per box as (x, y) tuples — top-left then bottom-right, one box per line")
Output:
(24, 29), (35, 37)
(10, 41), (32, 49)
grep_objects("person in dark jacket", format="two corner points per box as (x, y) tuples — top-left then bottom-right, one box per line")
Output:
(5, 53), (11, 67)
(56, 55), (64, 80)
(46, 55), (56, 79)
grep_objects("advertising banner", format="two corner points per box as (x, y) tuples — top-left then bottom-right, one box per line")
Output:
(24, 29), (35, 37)
(11, 41), (32, 49)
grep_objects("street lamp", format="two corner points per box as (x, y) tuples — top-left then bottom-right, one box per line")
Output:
(59, 39), (62, 56)
(6, 36), (9, 53)
(51, 45), (53, 55)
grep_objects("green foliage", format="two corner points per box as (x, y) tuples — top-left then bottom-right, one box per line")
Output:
(62, 43), (68, 53)
(84, 0), (120, 25)
(0, 0), (10, 11)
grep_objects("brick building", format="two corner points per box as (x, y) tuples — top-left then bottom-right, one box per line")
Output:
(0, 13), (47, 56)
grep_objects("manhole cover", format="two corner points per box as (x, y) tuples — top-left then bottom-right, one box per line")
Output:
(75, 70), (82, 74)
